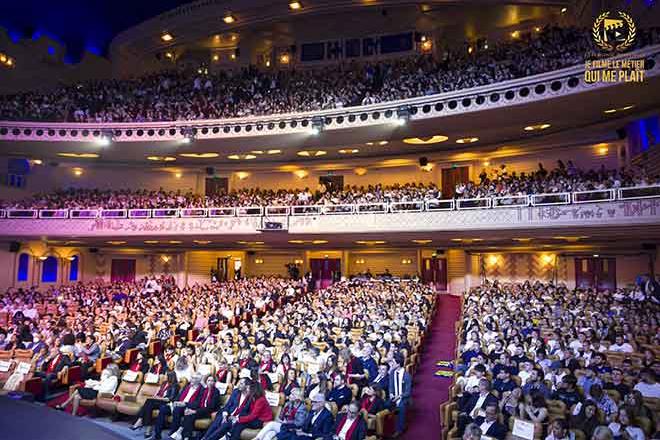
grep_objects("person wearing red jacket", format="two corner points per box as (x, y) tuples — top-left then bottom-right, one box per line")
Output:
(225, 380), (273, 440)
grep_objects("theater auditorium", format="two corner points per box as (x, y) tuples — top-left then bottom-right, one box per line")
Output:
(0, 1), (659, 439)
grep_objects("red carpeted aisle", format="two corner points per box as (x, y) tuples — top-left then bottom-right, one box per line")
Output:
(403, 294), (461, 440)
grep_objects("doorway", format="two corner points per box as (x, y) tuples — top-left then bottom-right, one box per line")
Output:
(441, 166), (469, 198)
(215, 257), (229, 282)
(310, 258), (341, 289)
(575, 257), (616, 290)
(205, 177), (228, 198)
(110, 259), (136, 282)
(319, 175), (344, 194)
(422, 257), (448, 291)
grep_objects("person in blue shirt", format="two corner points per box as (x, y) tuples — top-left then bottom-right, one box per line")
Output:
(327, 374), (352, 411)
(493, 368), (516, 395)
(522, 368), (551, 398)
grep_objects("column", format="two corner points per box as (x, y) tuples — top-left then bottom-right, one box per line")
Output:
(341, 250), (350, 279)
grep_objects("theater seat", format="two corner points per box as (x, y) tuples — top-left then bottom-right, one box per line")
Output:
(240, 405), (282, 440)
(97, 377), (141, 414)
(116, 380), (162, 416)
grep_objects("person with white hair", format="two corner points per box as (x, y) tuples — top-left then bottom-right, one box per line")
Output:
(276, 393), (334, 440)
(152, 373), (204, 440)
(34, 345), (72, 401)
(254, 387), (309, 440)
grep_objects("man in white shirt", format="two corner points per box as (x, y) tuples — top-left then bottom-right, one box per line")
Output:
(608, 335), (634, 353)
(633, 369), (660, 398)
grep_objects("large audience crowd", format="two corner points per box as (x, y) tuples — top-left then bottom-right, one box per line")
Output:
(1, 162), (657, 210)
(445, 280), (660, 440)
(1, 26), (659, 123)
(0, 276), (434, 440)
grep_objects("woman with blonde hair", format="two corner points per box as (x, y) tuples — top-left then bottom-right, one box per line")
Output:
(56, 363), (120, 416)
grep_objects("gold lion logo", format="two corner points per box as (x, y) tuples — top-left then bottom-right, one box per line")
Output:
(592, 11), (636, 53)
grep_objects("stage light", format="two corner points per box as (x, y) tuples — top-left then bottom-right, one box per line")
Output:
(96, 136), (111, 146)
(280, 53), (290, 64)
(289, 1), (302, 10)
(395, 107), (411, 125)
(223, 14), (235, 24)
(310, 117), (324, 135)
(212, 54), (220, 62)
(73, 167), (84, 177)
(161, 33), (174, 42)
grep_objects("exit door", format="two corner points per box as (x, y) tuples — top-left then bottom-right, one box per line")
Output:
(575, 257), (616, 290)
(422, 257), (447, 291)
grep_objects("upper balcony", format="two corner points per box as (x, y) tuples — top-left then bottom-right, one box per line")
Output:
(0, 45), (658, 166)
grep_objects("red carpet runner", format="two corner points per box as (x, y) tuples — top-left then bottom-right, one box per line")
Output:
(403, 294), (461, 440)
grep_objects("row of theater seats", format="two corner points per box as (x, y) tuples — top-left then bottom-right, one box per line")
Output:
(440, 320), (660, 440)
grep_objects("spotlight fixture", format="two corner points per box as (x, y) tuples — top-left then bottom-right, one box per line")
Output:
(289, 1), (302, 10)
(161, 32), (174, 42)
(395, 107), (411, 125)
(96, 130), (114, 146)
(223, 14), (236, 24)
(310, 117), (324, 135)
(181, 127), (195, 143)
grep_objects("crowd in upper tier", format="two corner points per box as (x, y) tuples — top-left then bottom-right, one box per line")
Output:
(0, 277), (434, 439)
(1, 26), (659, 123)
(444, 279), (660, 440)
(0, 162), (657, 210)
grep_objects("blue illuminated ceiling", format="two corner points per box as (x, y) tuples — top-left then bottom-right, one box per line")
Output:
(0, 0), (195, 62)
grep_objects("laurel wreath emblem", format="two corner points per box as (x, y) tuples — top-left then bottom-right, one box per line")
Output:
(592, 11), (636, 53)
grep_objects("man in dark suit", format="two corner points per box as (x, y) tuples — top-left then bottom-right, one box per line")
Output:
(327, 374), (353, 411)
(35, 346), (72, 401)
(457, 378), (498, 435)
(277, 393), (334, 440)
(370, 364), (390, 398)
(472, 404), (507, 440)
(152, 374), (204, 440)
(325, 401), (367, 440)
(171, 376), (221, 440)
(387, 353), (412, 437)
(201, 373), (252, 440)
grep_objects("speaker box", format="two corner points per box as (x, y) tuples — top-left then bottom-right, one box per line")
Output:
(89, 248), (99, 253)
(9, 241), (20, 252)
(419, 157), (429, 167)
(206, 167), (215, 176)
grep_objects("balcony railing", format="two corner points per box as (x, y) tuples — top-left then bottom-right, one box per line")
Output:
(0, 45), (658, 142)
(2, 186), (659, 221)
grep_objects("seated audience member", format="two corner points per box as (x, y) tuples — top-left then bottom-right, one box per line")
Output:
(462, 423), (483, 440)
(255, 387), (308, 440)
(327, 374), (353, 411)
(327, 400), (367, 440)
(578, 367), (603, 396)
(171, 375), (221, 440)
(607, 408), (646, 440)
(545, 418), (575, 440)
(458, 378), (498, 432)
(279, 368), (300, 397)
(369, 364), (390, 397)
(588, 385), (618, 421)
(553, 375), (582, 408)
(360, 384), (385, 415)
(493, 368), (516, 395)
(622, 390), (655, 422)
(569, 401), (600, 439)
(522, 368), (552, 398)
(201, 373), (252, 440)
(131, 371), (181, 435)
(277, 393), (334, 440)
(152, 373), (204, 440)
(633, 369), (660, 398)
(388, 352), (412, 437)
(592, 426), (615, 440)
(55, 364), (120, 416)
(472, 404), (507, 440)
(499, 386), (523, 423)
(519, 393), (549, 424)
(35, 345), (72, 401)
(604, 369), (631, 399)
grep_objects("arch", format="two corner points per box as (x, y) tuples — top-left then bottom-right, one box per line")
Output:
(17, 253), (29, 282)
(41, 256), (58, 283)
(69, 255), (80, 281)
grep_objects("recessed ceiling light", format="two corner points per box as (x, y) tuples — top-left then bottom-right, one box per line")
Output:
(144, 240), (160, 244)
(552, 235), (589, 242)
(338, 149), (359, 154)
(147, 156), (176, 161)
(403, 135), (449, 145)
(312, 240), (328, 244)
(451, 238), (463, 242)
(223, 14), (235, 24)
(297, 150), (327, 157)
(161, 33), (174, 42)
(289, 1), (302, 10)
(228, 154), (257, 160)
(57, 152), (100, 158)
(250, 149), (282, 155)
(412, 239), (432, 244)
(523, 123), (551, 131)
(168, 240), (182, 244)
(194, 240), (212, 245)
(456, 137), (479, 144)
(179, 153), (219, 158)
(106, 241), (126, 245)
(355, 240), (387, 245)
(603, 105), (635, 114)
(236, 241), (265, 245)
(512, 238), (533, 242)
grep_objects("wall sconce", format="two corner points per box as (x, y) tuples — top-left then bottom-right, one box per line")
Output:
(487, 254), (499, 266)
(67, 256), (77, 261)
(541, 253), (555, 265)
(354, 167), (368, 176)
(38, 256), (48, 261)
(255, 258), (264, 264)
(355, 258), (365, 264)
(161, 255), (171, 263)
(235, 171), (250, 180)
(293, 169), (308, 179)
(401, 258), (413, 264)
(73, 167), (83, 177)
(294, 259), (303, 265)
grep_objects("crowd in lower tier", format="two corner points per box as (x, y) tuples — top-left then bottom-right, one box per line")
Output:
(445, 280), (659, 440)
(0, 277), (434, 440)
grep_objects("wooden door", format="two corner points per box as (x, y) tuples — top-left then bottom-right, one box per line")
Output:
(441, 166), (469, 198)
(205, 177), (228, 197)
(422, 257), (447, 291)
